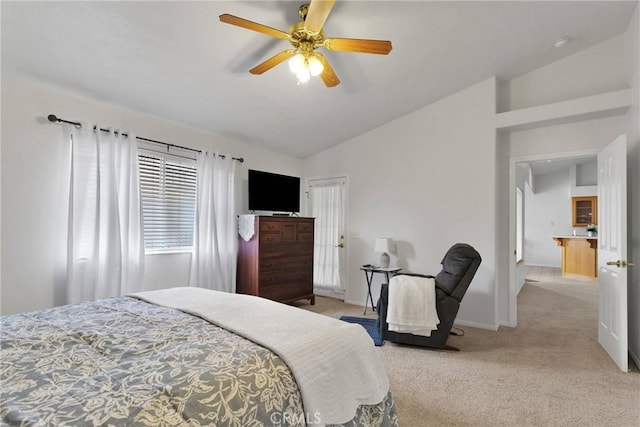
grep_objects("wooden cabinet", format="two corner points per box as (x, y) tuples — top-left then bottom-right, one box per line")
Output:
(572, 196), (597, 226)
(552, 236), (598, 280)
(237, 216), (315, 305)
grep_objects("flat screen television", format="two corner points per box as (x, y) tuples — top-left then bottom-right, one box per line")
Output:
(248, 169), (300, 213)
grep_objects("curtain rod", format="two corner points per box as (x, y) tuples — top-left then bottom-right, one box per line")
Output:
(47, 114), (244, 163)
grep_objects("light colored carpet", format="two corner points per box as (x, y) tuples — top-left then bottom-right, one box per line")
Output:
(297, 277), (640, 426)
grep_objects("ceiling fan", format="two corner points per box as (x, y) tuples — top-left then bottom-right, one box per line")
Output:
(219, 0), (392, 87)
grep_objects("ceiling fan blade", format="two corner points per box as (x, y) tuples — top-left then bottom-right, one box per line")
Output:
(324, 38), (392, 55)
(219, 14), (289, 39)
(249, 49), (296, 75)
(315, 53), (340, 87)
(304, 0), (336, 33)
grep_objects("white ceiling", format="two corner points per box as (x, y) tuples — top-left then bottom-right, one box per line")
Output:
(525, 156), (596, 177)
(2, 1), (637, 158)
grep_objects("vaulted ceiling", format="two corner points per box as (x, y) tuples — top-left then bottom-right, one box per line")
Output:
(2, 1), (637, 158)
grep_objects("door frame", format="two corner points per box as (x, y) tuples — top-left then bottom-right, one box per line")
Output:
(507, 149), (599, 327)
(304, 174), (350, 295)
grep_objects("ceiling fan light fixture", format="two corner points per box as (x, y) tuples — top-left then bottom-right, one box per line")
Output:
(308, 55), (324, 76)
(297, 68), (311, 83)
(289, 51), (323, 83)
(219, 1), (392, 87)
(289, 53), (306, 74)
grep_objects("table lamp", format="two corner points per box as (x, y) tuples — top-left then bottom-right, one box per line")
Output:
(374, 237), (395, 268)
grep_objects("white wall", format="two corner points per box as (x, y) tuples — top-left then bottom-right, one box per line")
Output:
(574, 161), (597, 187)
(0, 77), (302, 315)
(303, 78), (498, 329)
(571, 161), (597, 197)
(504, 35), (629, 111)
(523, 169), (570, 267)
(509, 116), (627, 159)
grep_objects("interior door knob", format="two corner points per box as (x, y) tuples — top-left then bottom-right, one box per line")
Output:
(607, 260), (636, 267)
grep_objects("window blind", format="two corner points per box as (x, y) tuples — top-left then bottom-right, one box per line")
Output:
(138, 151), (197, 252)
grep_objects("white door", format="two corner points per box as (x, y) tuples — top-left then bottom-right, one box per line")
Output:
(597, 135), (629, 372)
(307, 177), (347, 298)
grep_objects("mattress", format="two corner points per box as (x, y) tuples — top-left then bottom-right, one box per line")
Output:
(0, 292), (398, 426)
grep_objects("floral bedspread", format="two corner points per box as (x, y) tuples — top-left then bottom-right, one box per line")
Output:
(1, 297), (397, 426)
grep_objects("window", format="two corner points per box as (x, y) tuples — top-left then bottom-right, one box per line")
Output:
(138, 150), (197, 252)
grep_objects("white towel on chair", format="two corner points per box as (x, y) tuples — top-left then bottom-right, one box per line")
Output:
(387, 275), (440, 337)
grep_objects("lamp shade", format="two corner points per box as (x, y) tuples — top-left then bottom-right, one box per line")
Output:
(308, 55), (324, 76)
(374, 237), (394, 254)
(288, 53), (306, 74)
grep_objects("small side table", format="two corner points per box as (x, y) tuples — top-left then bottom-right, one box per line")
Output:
(360, 266), (402, 314)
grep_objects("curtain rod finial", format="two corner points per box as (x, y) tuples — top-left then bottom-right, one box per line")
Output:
(47, 114), (58, 123)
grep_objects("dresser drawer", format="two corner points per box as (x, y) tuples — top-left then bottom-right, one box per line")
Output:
(259, 268), (312, 288)
(260, 255), (313, 272)
(297, 221), (314, 233)
(259, 220), (282, 232)
(261, 230), (312, 244)
(260, 232), (282, 244)
(297, 232), (313, 243)
(259, 243), (313, 257)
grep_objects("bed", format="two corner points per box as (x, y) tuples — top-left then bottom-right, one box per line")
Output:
(0, 287), (398, 426)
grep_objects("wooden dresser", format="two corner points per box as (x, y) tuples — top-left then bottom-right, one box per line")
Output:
(237, 216), (315, 305)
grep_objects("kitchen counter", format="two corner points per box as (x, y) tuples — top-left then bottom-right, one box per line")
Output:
(552, 236), (597, 280)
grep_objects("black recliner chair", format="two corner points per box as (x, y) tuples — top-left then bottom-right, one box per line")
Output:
(377, 243), (481, 350)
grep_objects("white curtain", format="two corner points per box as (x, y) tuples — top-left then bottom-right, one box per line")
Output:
(189, 152), (237, 292)
(67, 125), (144, 303)
(310, 183), (345, 294)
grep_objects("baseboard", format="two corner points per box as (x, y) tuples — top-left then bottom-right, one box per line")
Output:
(525, 263), (562, 269)
(454, 319), (500, 331)
(345, 297), (368, 309)
(344, 299), (501, 331)
(499, 319), (517, 328)
(314, 288), (345, 299)
(315, 294), (346, 303)
(630, 347), (640, 371)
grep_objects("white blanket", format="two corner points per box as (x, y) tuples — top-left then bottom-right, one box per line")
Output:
(387, 275), (440, 336)
(131, 287), (389, 426)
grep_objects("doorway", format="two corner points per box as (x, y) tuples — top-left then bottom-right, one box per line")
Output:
(518, 154), (598, 276)
(509, 137), (630, 371)
(508, 149), (598, 326)
(306, 176), (348, 299)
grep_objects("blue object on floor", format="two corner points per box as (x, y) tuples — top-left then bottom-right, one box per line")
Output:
(339, 316), (383, 346)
